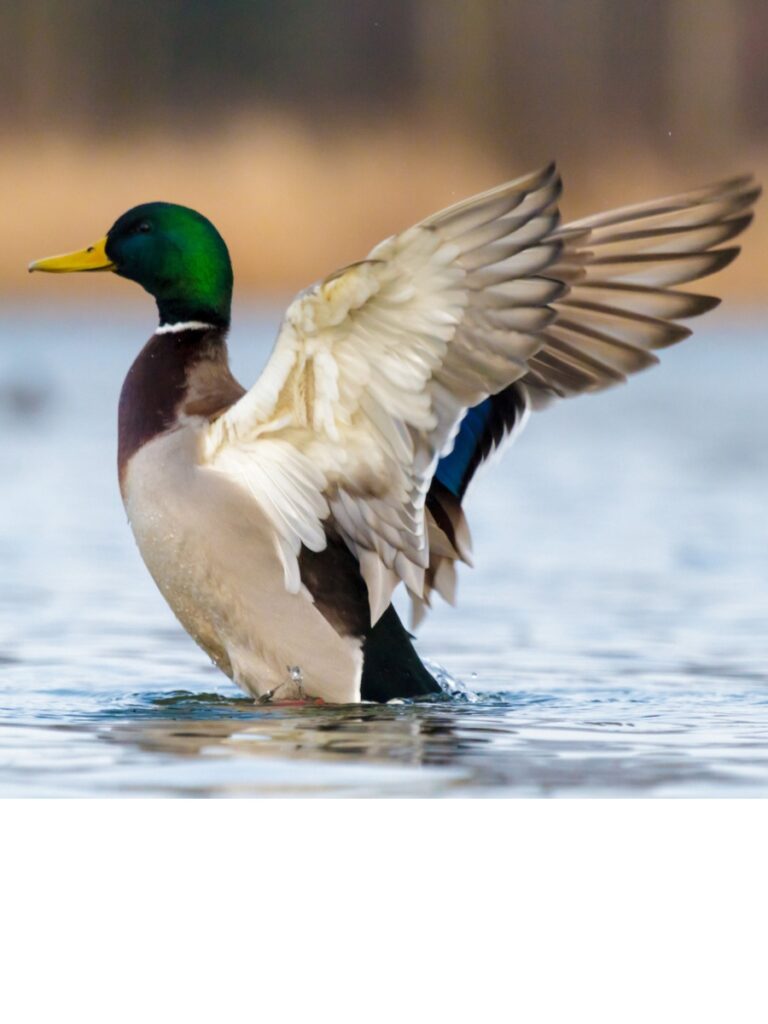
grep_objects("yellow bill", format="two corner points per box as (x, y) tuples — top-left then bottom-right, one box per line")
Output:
(28, 236), (114, 273)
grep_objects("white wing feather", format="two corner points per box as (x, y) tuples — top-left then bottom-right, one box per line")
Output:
(205, 164), (565, 620)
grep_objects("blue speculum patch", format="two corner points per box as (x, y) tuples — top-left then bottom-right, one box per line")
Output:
(435, 398), (494, 498)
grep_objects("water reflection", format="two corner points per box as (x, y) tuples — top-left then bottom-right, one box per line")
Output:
(71, 684), (768, 797)
(106, 696), (493, 790)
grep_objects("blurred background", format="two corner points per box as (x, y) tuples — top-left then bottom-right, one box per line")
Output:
(1, 0), (765, 299)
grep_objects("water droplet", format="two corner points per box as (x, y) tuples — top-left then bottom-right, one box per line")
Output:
(288, 665), (305, 699)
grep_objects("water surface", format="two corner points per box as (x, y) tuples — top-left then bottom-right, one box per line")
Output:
(1, 305), (767, 796)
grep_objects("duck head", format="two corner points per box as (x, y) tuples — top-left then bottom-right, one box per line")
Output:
(29, 202), (233, 328)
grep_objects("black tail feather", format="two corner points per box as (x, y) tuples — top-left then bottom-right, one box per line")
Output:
(361, 604), (441, 702)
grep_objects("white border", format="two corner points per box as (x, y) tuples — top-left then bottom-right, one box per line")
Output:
(1, 801), (765, 1023)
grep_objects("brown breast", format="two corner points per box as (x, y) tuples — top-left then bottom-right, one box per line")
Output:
(117, 326), (245, 492)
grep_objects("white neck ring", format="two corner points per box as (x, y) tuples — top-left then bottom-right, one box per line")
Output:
(156, 320), (217, 335)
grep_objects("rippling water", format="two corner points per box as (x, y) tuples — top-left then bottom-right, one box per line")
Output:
(1, 304), (767, 796)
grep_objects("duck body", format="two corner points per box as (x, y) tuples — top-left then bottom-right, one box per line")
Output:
(29, 173), (759, 703)
(118, 324), (439, 702)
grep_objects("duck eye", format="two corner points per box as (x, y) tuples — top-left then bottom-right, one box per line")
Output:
(136, 221), (152, 234)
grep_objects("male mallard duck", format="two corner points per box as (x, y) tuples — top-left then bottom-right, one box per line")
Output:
(30, 166), (758, 703)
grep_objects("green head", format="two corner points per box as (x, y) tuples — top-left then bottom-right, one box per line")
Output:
(30, 202), (233, 328)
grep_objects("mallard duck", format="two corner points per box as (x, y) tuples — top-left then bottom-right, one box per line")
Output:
(30, 165), (758, 703)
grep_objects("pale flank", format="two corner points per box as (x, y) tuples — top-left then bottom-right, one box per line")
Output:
(203, 167), (759, 624)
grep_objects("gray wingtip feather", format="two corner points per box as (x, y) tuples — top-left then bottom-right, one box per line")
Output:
(520, 173), (759, 405)
(705, 246), (742, 276)
(686, 293), (721, 318)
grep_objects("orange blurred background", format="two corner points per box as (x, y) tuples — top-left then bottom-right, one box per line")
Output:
(3, 0), (766, 301)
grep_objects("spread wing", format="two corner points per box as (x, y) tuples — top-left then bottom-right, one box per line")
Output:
(523, 173), (759, 404)
(416, 173), (759, 621)
(204, 167), (758, 625)
(204, 163), (566, 620)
